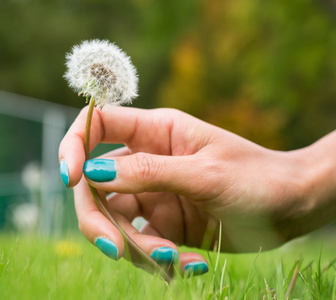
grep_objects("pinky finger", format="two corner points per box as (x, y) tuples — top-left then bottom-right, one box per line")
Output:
(179, 253), (209, 277)
(140, 223), (209, 277)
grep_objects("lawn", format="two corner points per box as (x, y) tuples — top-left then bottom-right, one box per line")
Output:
(1, 230), (336, 300)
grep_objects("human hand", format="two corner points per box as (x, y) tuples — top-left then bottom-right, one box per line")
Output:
(59, 106), (336, 275)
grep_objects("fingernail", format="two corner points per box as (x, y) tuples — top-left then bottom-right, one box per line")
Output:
(94, 237), (119, 261)
(84, 159), (117, 182)
(60, 160), (69, 188)
(150, 247), (179, 265)
(184, 261), (209, 277)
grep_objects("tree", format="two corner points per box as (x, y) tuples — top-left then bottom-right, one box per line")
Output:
(157, 0), (336, 150)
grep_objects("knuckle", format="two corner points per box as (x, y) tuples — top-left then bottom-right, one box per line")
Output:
(194, 158), (225, 196)
(161, 108), (184, 120)
(155, 107), (179, 114)
(154, 108), (184, 121)
(77, 213), (89, 235)
(159, 107), (180, 115)
(77, 210), (98, 236)
(77, 217), (86, 235)
(131, 152), (165, 182)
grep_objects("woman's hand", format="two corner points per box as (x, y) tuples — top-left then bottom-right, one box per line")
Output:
(59, 106), (336, 275)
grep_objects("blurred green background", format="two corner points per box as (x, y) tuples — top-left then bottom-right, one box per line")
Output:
(0, 0), (336, 235)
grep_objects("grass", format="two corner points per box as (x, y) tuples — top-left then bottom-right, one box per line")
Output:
(1, 231), (336, 299)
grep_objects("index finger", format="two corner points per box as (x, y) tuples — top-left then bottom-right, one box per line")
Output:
(58, 105), (175, 187)
(58, 105), (132, 187)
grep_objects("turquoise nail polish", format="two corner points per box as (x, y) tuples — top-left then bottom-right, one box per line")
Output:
(60, 160), (69, 188)
(150, 247), (179, 265)
(184, 261), (209, 277)
(95, 237), (119, 261)
(84, 159), (116, 182)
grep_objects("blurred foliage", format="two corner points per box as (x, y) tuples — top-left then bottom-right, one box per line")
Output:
(0, 0), (197, 109)
(0, 0), (336, 154)
(158, 0), (336, 149)
(0, 0), (196, 173)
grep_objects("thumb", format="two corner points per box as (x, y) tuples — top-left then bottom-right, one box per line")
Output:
(83, 152), (209, 196)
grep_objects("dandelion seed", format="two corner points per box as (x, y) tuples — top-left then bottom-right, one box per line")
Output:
(64, 39), (138, 108)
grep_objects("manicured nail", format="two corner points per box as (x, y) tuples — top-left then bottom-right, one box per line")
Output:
(184, 261), (209, 277)
(94, 237), (119, 261)
(150, 247), (179, 265)
(84, 159), (117, 182)
(60, 160), (69, 188)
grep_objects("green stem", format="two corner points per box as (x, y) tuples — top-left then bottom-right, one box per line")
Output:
(84, 98), (172, 283)
(84, 97), (95, 160)
(285, 259), (299, 299)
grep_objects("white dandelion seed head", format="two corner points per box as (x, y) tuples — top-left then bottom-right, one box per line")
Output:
(64, 39), (138, 108)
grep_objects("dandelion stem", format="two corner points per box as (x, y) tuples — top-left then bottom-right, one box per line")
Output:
(83, 99), (172, 283)
(84, 97), (95, 160)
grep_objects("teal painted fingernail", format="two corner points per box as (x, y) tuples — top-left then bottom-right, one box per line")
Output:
(184, 261), (209, 277)
(95, 237), (119, 261)
(84, 159), (116, 182)
(150, 247), (179, 265)
(60, 160), (69, 188)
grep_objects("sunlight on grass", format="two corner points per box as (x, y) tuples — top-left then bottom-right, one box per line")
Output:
(1, 231), (336, 299)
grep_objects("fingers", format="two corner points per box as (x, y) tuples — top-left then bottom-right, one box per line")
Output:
(74, 177), (125, 259)
(140, 223), (209, 277)
(179, 253), (209, 277)
(59, 106), (177, 187)
(74, 177), (179, 262)
(83, 152), (219, 198)
(74, 177), (208, 276)
(59, 105), (213, 188)
(59, 106), (102, 187)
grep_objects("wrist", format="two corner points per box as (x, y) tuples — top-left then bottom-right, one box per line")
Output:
(293, 131), (336, 234)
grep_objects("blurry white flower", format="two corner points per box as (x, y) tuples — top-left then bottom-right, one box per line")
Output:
(21, 161), (42, 190)
(12, 203), (39, 232)
(64, 39), (138, 108)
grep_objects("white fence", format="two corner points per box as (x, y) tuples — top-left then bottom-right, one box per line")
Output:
(0, 90), (79, 235)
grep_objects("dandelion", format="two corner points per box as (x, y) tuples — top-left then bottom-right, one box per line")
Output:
(64, 39), (138, 108)
(63, 40), (171, 282)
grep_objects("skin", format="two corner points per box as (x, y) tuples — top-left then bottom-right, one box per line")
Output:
(59, 106), (336, 272)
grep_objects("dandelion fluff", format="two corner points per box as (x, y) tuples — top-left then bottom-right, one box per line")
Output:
(64, 39), (138, 108)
